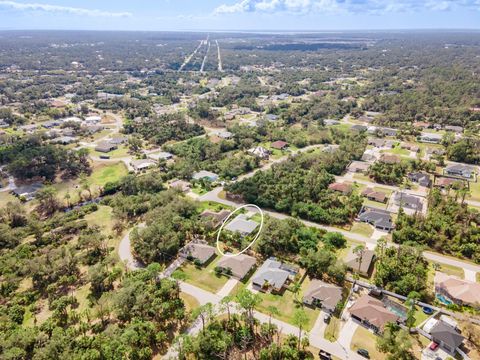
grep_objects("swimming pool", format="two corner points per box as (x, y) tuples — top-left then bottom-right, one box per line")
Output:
(436, 293), (453, 305)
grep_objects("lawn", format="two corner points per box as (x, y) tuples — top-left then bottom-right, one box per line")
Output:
(93, 146), (130, 159)
(469, 180), (480, 201)
(74, 283), (92, 313)
(363, 198), (388, 209)
(172, 256), (228, 293)
(197, 201), (233, 213)
(89, 162), (128, 187)
(83, 205), (120, 247)
(324, 316), (342, 342)
(180, 292), (200, 312)
(0, 191), (17, 207)
(191, 183), (210, 195)
(433, 262), (464, 279)
(413, 305), (432, 327)
(253, 276), (320, 331)
(350, 326), (386, 360)
(383, 145), (410, 157)
(349, 222), (374, 237)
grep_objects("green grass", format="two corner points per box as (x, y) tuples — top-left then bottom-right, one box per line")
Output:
(413, 305), (432, 327)
(350, 222), (374, 237)
(331, 123), (351, 131)
(89, 162), (128, 188)
(0, 191), (17, 207)
(93, 146), (130, 159)
(191, 184), (209, 195)
(253, 276), (320, 331)
(180, 292), (200, 312)
(172, 256), (228, 293)
(433, 262), (464, 279)
(363, 198), (388, 209)
(324, 316), (342, 342)
(350, 326), (386, 360)
(383, 145), (410, 157)
(197, 201), (233, 213)
(469, 181), (480, 201)
(74, 283), (91, 313)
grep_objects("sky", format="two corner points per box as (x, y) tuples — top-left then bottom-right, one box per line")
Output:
(0, 0), (479, 31)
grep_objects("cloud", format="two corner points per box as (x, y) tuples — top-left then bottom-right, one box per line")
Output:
(0, 1), (132, 17)
(213, 0), (479, 15)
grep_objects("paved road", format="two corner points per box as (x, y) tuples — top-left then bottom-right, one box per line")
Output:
(198, 187), (480, 275)
(119, 227), (363, 360)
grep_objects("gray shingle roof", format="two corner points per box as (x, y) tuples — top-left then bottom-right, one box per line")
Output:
(252, 258), (297, 291)
(430, 321), (464, 350)
(224, 214), (258, 236)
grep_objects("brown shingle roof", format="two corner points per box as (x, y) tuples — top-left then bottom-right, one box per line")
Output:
(182, 243), (216, 264)
(217, 254), (256, 279)
(435, 272), (480, 306)
(270, 140), (289, 150)
(328, 182), (352, 194)
(349, 295), (399, 331)
(303, 279), (343, 311)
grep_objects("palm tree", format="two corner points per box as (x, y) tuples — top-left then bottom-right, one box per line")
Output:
(353, 244), (365, 275)
(291, 280), (302, 303)
(292, 308), (309, 351)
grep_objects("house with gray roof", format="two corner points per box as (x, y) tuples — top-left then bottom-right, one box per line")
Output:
(444, 125), (463, 133)
(430, 320), (464, 355)
(407, 172), (431, 187)
(192, 170), (219, 182)
(180, 242), (216, 265)
(95, 141), (117, 153)
(148, 151), (173, 161)
(345, 248), (376, 276)
(351, 124), (367, 132)
(224, 214), (259, 237)
(418, 132), (443, 144)
(323, 119), (340, 126)
(393, 192), (423, 211)
(303, 280), (343, 313)
(378, 127), (398, 137)
(216, 253), (256, 280)
(444, 164), (476, 180)
(357, 206), (394, 231)
(252, 258), (298, 293)
(12, 183), (43, 201)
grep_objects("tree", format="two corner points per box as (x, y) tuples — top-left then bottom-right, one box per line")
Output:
(322, 232), (346, 249)
(35, 186), (60, 216)
(292, 308), (309, 351)
(376, 323), (415, 360)
(353, 244), (365, 276)
(192, 303), (214, 334)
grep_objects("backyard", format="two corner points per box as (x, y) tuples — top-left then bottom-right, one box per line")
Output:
(171, 255), (228, 293)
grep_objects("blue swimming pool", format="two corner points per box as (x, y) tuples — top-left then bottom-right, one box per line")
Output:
(436, 293), (453, 305)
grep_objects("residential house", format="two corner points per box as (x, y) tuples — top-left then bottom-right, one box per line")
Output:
(131, 159), (156, 171)
(148, 151), (174, 161)
(252, 258), (298, 293)
(95, 141), (117, 153)
(200, 209), (231, 228)
(41, 120), (60, 129)
(215, 130), (233, 139)
(445, 125), (463, 133)
(12, 183), (43, 201)
(351, 124), (367, 132)
(19, 124), (37, 133)
(430, 320), (465, 355)
(378, 127), (398, 137)
(444, 164), (476, 180)
(434, 272), (480, 307)
(303, 280), (343, 313)
(224, 214), (259, 237)
(368, 138), (385, 148)
(349, 295), (399, 333)
(216, 253), (256, 280)
(418, 133), (442, 144)
(361, 149), (378, 162)
(347, 161), (370, 174)
(413, 121), (431, 129)
(192, 170), (219, 182)
(51, 136), (76, 145)
(345, 248), (376, 276)
(379, 153), (401, 164)
(407, 172), (431, 187)
(328, 182), (352, 195)
(361, 188), (388, 203)
(248, 146), (270, 159)
(266, 114), (279, 121)
(323, 119), (340, 126)
(401, 143), (420, 152)
(84, 115), (102, 124)
(393, 192), (423, 212)
(270, 140), (289, 150)
(358, 115), (374, 123)
(322, 144), (340, 153)
(435, 177), (463, 189)
(357, 206), (394, 232)
(109, 135), (128, 145)
(180, 242), (216, 265)
(169, 179), (191, 192)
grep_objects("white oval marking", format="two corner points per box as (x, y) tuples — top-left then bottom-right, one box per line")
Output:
(216, 204), (264, 257)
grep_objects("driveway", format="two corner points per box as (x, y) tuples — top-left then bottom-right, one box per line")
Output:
(310, 310), (328, 338)
(216, 278), (238, 297)
(337, 318), (359, 351)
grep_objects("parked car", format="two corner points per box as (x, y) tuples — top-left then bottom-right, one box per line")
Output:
(323, 313), (331, 324)
(99, 155), (110, 159)
(319, 350), (332, 360)
(357, 349), (370, 358)
(429, 342), (439, 351)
